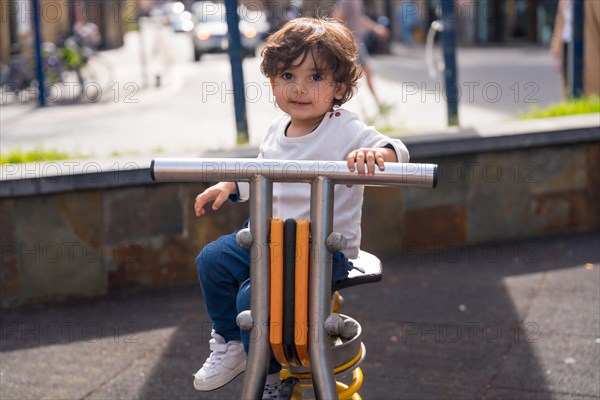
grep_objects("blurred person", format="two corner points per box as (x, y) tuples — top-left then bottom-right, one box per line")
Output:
(551, 0), (600, 97)
(192, 17), (409, 399)
(550, 0), (573, 96)
(583, 0), (599, 96)
(332, 0), (389, 108)
(396, 0), (418, 46)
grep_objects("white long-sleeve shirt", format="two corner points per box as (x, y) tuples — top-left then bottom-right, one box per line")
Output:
(236, 108), (409, 259)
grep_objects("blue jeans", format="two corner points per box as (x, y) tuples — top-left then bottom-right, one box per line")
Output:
(196, 225), (353, 374)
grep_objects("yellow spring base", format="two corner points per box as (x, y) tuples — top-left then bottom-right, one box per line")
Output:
(281, 366), (364, 400)
(336, 367), (363, 400)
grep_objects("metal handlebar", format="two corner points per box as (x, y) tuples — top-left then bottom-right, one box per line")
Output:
(150, 158), (437, 399)
(151, 158), (438, 188)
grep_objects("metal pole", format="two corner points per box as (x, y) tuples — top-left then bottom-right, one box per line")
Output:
(308, 177), (337, 399)
(440, 0), (458, 126)
(8, 0), (18, 47)
(240, 176), (272, 399)
(385, 0), (393, 38)
(476, 0), (488, 44)
(224, 0), (249, 144)
(570, 0), (584, 98)
(138, 17), (149, 89)
(69, 0), (77, 36)
(32, 0), (46, 107)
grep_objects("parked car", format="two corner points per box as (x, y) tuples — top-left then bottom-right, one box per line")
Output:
(169, 9), (194, 33)
(151, 2), (193, 33)
(191, 1), (269, 61)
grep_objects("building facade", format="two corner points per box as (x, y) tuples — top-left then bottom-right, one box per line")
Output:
(1, 0), (135, 63)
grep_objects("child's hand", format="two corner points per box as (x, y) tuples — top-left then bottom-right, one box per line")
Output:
(194, 182), (236, 217)
(346, 148), (387, 177)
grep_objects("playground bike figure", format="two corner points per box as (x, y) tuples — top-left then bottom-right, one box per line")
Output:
(152, 18), (438, 399)
(151, 158), (438, 399)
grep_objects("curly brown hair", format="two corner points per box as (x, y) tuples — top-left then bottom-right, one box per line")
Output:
(260, 17), (363, 106)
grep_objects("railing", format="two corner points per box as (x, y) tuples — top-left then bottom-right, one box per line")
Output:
(151, 158), (438, 399)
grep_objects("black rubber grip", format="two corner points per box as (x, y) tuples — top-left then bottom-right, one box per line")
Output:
(283, 219), (301, 366)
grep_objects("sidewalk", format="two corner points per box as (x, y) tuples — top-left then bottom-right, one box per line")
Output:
(1, 232), (598, 399)
(0, 21), (190, 158)
(0, 22), (565, 159)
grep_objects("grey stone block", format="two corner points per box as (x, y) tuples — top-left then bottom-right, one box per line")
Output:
(103, 185), (183, 244)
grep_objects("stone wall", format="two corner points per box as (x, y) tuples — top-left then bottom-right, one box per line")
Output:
(1, 117), (599, 307)
(0, 182), (248, 307)
(362, 141), (599, 255)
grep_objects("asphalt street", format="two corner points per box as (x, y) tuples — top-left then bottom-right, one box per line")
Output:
(0, 21), (563, 159)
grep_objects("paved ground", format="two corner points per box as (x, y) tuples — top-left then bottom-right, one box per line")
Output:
(1, 232), (598, 399)
(2, 19), (595, 400)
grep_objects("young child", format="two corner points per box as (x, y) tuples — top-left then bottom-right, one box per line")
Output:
(193, 17), (409, 398)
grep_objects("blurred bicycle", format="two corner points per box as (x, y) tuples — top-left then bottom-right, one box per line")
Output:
(0, 22), (114, 104)
(62, 21), (114, 100)
(0, 43), (66, 103)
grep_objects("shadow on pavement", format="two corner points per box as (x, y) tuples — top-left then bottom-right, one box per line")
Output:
(1, 233), (598, 399)
(138, 232), (599, 399)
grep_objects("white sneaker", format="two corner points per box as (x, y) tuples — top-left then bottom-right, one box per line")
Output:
(193, 331), (246, 391)
(262, 373), (281, 399)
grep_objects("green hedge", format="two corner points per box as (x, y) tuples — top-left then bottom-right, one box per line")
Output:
(520, 95), (600, 119)
(0, 148), (75, 165)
